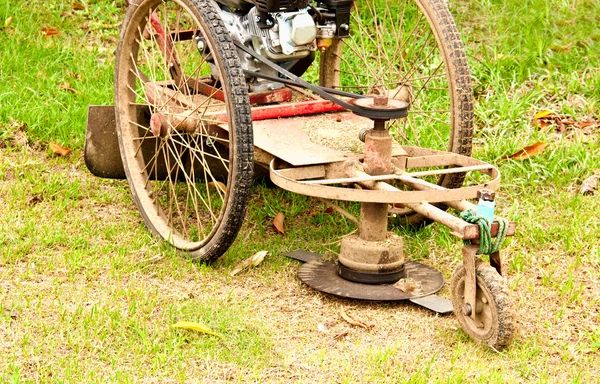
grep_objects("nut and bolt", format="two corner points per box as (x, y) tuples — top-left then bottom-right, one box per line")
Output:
(358, 127), (370, 142)
(340, 23), (349, 31)
(373, 95), (389, 106)
(477, 189), (496, 201)
(462, 303), (472, 316)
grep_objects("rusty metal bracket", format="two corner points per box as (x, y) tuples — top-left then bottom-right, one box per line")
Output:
(462, 244), (479, 319)
(489, 251), (503, 276)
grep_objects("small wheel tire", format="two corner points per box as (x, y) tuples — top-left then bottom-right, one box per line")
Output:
(450, 260), (514, 350)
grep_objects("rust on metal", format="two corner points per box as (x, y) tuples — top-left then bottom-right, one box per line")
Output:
(84, 105), (126, 179)
(352, 96), (407, 111)
(362, 129), (393, 175)
(338, 232), (404, 273)
(489, 251), (503, 276)
(269, 151), (502, 204)
(462, 244), (479, 319)
(297, 260), (444, 301)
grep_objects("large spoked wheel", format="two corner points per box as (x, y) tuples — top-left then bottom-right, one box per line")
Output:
(450, 261), (514, 350)
(114, 0), (253, 261)
(319, 0), (474, 226)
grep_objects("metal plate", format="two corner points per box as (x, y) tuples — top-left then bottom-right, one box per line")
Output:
(252, 112), (406, 167)
(297, 260), (444, 301)
(84, 105), (126, 179)
(285, 250), (324, 263)
(409, 295), (454, 315)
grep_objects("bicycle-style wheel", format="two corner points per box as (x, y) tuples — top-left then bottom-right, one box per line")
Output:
(319, 0), (474, 226)
(114, 0), (253, 261)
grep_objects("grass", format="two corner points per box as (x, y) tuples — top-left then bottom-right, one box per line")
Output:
(1, 0), (600, 382)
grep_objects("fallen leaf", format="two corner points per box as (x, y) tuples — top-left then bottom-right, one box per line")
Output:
(339, 306), (372, 329)
(531, 118), (549, 130)
(230, 250), (268, 276)
(173, 321), (221, 337)
(534, 110), (554, 119)
(272, 212), (285, 235)
(59, 82), (77, 94)
(393, 278), (422, 294)
(208, 181), (226, 193)
(578, 121), (595, 129)
(72, 2), (87, 10)
(502, 142), (551, 160)
(41, 26), (60, 37)
(580, 174), (599, 195)
(308, 207), (335, 217)
(27, 194), (43, 206)
(4, 16), (12, 28)
(333, 330), (349, 340)
(49, 142), (71, 156)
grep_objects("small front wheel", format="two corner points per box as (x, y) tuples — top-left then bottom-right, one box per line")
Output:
(450, 260), (514, 350)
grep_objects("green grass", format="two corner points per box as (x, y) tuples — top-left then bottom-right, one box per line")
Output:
(1, 0), (600, 382)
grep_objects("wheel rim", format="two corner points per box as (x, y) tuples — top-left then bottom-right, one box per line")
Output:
(319, 0), (473, 222)
(116, 0), (235, 251)
(457, 274), (498, 340)
(321, 0), (467, 154)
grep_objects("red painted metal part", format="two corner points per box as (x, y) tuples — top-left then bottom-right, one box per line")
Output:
(249, 88), (293, 104)
(250, 99), (346, 121)
(193, 80), (225, 102)
(206, 99), (348, 123)
(194, 80), (293, 105)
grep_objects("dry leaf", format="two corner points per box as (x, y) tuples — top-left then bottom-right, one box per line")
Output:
(502, 142), (551, 160)
(534, 110), (554, 119)
(173, 321), (221, 337)
(27, 194), (43, 206)
(4, 16), (12, 28)
(393, 278), (422, 294)
(49, 142), (71, 156)
(230, 250), (268, 276)
(339, 306), (372, 329)
(580, 174), (599, 195)
(208, 181), (226, 193)
(59, 82), (77, 94)
(72, 2), (87, 10)
(578, 121), (595, 129)
(333, 330), (349, 340)
(273, 212), (285, 235)
(41, 26), (60, 37)
(308, 207), (335, 217)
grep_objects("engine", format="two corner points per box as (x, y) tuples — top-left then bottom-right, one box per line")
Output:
(215, 0), (323, 92)
(217, 0), (312, 13)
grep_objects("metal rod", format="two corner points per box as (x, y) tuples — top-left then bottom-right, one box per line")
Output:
(395, 174), (476, 212)
(301, 164), (492, 186)
(316, 198), (359, 225)
(404, 164), (492, 178)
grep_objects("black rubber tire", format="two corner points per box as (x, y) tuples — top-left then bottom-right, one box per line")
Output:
(450, 260), (514, 350)
(114, 0), (253, 261)
(319, 0), (474, 227)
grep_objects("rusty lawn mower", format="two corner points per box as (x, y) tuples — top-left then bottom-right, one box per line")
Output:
(84, 0), (516, 349)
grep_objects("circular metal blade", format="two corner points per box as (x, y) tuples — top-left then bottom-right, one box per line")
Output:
(297, 261), (444, 301)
